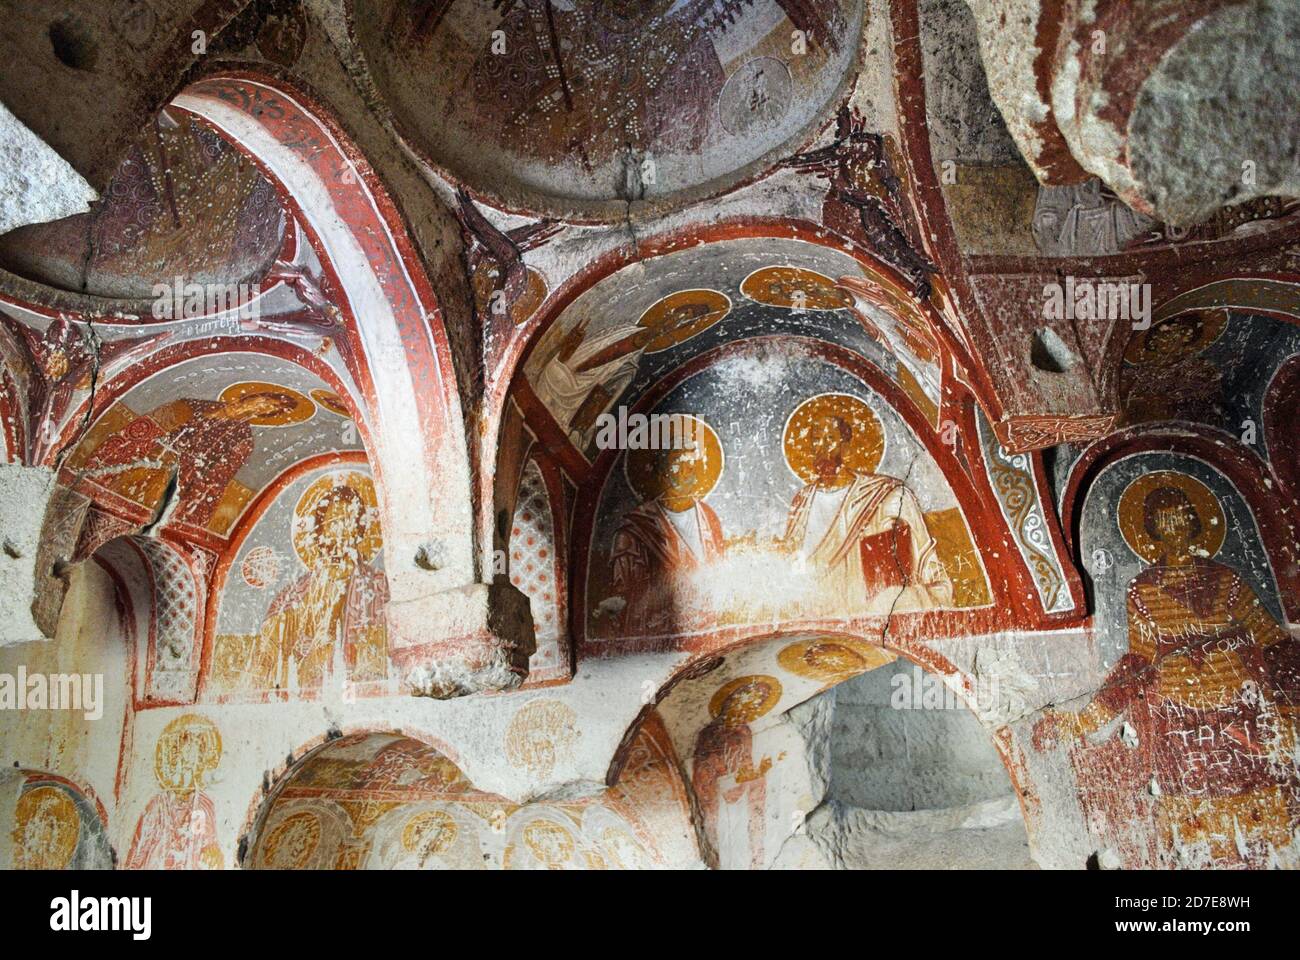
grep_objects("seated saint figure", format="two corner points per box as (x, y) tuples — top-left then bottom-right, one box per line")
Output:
(1035, 477), (1299, 867)
(780, 396), (952, 614)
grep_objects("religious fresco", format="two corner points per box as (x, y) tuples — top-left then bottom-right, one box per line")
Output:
(63, 355), (363, 537)
(5, 0), (1300, 882)
(523, 237), (945, 458)
(355, 0), (864, 209)
(0, 109), (284, 298)
(693, 674), (782, 869)
(645, 633), (902, 868)
(0, 770), (113, 870)
(1118, 309), (1300, 445)
(247, 719), (695, 870)
(504, 700), (580, 779)
(126, 714), (224, 870)
(1040, 457), (1299, 868)
(208, 466), (388, 701)
(584, 343), (988, 648)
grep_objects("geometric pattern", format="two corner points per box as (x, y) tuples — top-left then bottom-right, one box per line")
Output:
(138, 538), (200, 702)
(510, 459), (567, 682)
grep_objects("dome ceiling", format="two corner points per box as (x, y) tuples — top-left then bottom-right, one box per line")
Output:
(353, 0), (865, 217)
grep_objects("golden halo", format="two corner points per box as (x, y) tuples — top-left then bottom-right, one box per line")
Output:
(783, 393), (884, 488)
(522, 819), (576, 865)
(472, 262), (548, 326)
(708, 675), (783, 725)
(401, 810), (458, 856)
(636, 289), (730, 353)
(740, 266), (853, 311)
(624, 414), (724, 509)
(310, 388), (352, 419)
(155, 714), (222, 791)
(1117, 470), (1226, 564)
(777, 637), (896, 683)
(218, 381), (316, 426)
(13, 785), (80, 870)
(262, 811), (321, 869)
(291, 471), (382, 566)
(1124, 308), (1228, 366)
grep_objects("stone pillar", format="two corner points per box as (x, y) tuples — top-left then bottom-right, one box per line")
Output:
(387, 581), (536, 699)
(965, 0), (1300, 225)
(0, 464), (75, 646)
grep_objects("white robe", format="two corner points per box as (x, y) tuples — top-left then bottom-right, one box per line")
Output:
(785, 473), (953, 614)
(534, 324), (645, 447)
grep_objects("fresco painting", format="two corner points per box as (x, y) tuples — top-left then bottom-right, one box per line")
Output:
(1119, 308), (1300, 450)
(0, 771), (113, 870)
(587, 344), (988, 647)
(62, 356), (363, 538)
(3, 10), (1300, 881)
(1042, 463), (1299, 868)
(209, 467), (389, 700)
(524, 241), (947, 460)
(248, 719), (694, 870)
(692, 675), (782, 869)
(126, 715), (224, 870)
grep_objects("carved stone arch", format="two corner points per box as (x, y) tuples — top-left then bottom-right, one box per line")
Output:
(170, 73), (532, 696)
(87, 534), (208, 710)
(238, 721), (696, 870)
(28, 337), (366, 643)
(610, 628), (1036, 869)
(507, 453), (572, 686)
(1061, 427), (1300, 626)
(4, 71), (534, 692)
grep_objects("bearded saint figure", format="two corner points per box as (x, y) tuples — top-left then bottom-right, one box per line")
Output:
(255, 481), (389, 691)
(781, 402), (952, 614)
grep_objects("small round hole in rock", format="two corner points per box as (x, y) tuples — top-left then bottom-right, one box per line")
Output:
(48, 18), (98, 71)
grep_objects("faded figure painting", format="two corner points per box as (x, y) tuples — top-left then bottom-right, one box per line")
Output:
(210, 470), (389, 698)
(693, 676), (781, 870)
(779, 394), (952, 613)
(126, 715), (224, 870)
(1036, 472), (1299, 868)
(610, 414), (725, 637)
(72, 382), (315, 531)
(528, 291), (729, 449)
